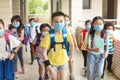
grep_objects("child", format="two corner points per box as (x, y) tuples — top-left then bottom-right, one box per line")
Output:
(29, 18), (39, 65)
(87, 16), (109, 80)
(41, 12), (74, 80)
(32, 23), (51, 80)
(101, 22), (115, 79)
(10, 15), (25, 77)
(64, 14), (79, 80)
(0, 19), (20, 80)
(80, 20), (91, 75)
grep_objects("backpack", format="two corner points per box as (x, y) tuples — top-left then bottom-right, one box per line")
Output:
(22, 25), (30, 45)
(80, 29), (87, 49)
(33, 33), (42, 52)
(48, 29), (70, 55)
(4, 32), (11, 52)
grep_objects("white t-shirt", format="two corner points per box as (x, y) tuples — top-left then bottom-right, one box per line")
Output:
(29, 25), (40, 43)
(0, 35), (20, 60)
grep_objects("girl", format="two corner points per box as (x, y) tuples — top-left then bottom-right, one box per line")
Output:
(32, 23), (51, 80)
(0, 19), (20, 80)
(80, 20), (91, 76)
(29, 18), (38, 65)
(87, 16), (109, 80)
(64, 14), (79, 80)
(101, 22), (115, 79)
(9, 15), (25, 78)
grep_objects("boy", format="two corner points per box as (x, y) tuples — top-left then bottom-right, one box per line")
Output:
(41, 12), (74, 80)
(0, 19), (20, 80)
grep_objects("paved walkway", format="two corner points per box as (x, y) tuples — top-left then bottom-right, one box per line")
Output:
(16, 45), (119, 80)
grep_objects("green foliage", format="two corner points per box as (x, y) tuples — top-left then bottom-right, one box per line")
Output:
(28, 0), (48, 14)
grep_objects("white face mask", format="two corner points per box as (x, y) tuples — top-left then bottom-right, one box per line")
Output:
(106, 30), (114, 34)
(42, 32), (48, 36)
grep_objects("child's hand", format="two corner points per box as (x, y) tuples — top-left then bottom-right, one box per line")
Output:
(33, 52), (37, 58)
(76, 47), (80, 53)
(9, 53), (15, 60)
(47, 65), (56, 78)
(94, 48), (100, 52)
(103, 52), (108, 59)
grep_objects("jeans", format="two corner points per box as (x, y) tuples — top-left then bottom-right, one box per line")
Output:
(0, 59), (14, 80)
(87, 53), (105, 80)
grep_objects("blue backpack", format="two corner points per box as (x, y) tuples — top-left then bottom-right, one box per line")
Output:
(48, 29), (70, 55)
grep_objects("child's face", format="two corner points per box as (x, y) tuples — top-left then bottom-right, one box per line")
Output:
(12, 20), (20, 25)
(93, 19), (103, 26)
(41, 26), (50, 32)
(107, 26), (114, 30)
(53, 16), (64, 24)
(64, 17), (70, 23)
(0, 23), (4, 29)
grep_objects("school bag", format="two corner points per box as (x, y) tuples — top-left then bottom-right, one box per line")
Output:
(33, 33), (42, 52)
(22, 25), (30, 45)
(48, 29), (70, 55)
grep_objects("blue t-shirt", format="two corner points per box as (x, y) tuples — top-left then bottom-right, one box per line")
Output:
(87, 34), (109, 54)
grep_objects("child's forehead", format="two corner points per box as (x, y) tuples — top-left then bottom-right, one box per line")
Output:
(53, 16), (64, 21)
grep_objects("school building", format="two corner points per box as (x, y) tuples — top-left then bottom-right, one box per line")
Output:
(0, 0), (120, 79)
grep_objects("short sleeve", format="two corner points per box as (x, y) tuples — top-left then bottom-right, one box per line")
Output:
(67, 30), (73, 44)
(87, 35), (91, 46)
(9, 35), (20, 50)
(40, 33), (50, 49)
(105, 34), (110, 46)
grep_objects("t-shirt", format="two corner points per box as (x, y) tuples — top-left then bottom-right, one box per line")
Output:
(41, 30), (73, 66)
(0, 34), (20, 60)
(108, 34), (114, 54)
(87, 34), (109, 54)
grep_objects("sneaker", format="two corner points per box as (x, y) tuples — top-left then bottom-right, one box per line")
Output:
(39, 77), (43, 80)
(14, 71), (19, 78)
(21, 66), (25, 74)
(44, 73), (49, 79)
(100, 78), (104, 80)
(69, 75), (75, 80)
(84, 70), (87, 76)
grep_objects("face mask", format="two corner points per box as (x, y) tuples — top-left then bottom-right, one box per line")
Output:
(93, 25), (103, 32)
(0, 29), (4, 36)
(12, 24), (20, 28)
(42, 32), (47, 36)
(65, 21), (70, 26)
(54, 23), (64, 32)
(30, 22), (36, 27)
(106, 30), (114, 34)
(85, 25), (91, 30)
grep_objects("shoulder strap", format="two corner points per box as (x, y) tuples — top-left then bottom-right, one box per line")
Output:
(4, 32), (10, 43)
(35, 26), (39, 34)
(62, 29), (67, 42)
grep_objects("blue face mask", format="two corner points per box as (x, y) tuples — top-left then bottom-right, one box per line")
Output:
(12, 24), (20, 28)
(30, 22), (36, 27)
(85, 25), (91, 30)
(65, 21), (70, 26)
(93, 25), (103, 32)
(54, 23), (64, 32)
(0, 29), (4, 36)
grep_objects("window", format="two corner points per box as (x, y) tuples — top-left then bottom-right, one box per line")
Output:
(83, 0), (91, 9)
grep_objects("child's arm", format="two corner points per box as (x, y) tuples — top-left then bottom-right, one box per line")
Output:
(87, 45), (100, 52)
(18, 29), (24, 41)
(69, 41), (74, 61)
(80, 33), (87, 50)
(71, 32), (79, 52)
(9, 44), (20, 60)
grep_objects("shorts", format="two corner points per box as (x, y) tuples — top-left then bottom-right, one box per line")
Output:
(37, 57), (44, 64)
(51, 63), (68, 71)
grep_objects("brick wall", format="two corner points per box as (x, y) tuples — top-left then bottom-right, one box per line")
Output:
(113, 40), (120, 79)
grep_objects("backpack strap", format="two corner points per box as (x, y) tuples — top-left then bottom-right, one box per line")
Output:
(48, 29), (69, 54)
(4, 32), (10, 44)
(35, 33), (42, 47)
(35, 26), (39, 34)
